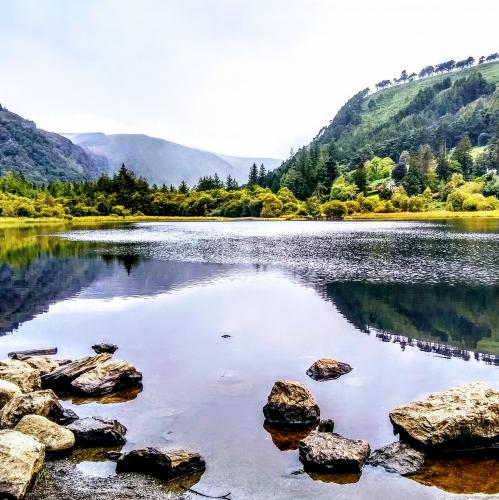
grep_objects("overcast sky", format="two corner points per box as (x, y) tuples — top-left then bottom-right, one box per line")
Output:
(0, 0), (497, 158)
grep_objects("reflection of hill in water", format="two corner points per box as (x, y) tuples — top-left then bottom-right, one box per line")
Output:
(322, 282), (499, 359)
(0, 230), (233, 336)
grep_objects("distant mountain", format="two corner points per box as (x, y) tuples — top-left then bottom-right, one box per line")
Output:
(0, 105), (103, 183)
(65, 132), (282, 186)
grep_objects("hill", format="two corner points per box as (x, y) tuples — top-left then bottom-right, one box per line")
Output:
(65, 132), (282, 187)
(268, 60), (499, 197)
(0, 105), (104, 183)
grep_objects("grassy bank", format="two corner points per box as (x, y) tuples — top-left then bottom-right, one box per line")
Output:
(1, 210), (499, 229)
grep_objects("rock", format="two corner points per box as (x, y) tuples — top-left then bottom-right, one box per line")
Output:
(70, 360), (142, 395)
(389, 382), (499, 451)
(8, 348), (57, 359)
(367, 441), (425, 475)
(299, 431), (370, 473)
(116, 447), (206, 480)
(105, 451), (122, 461)
(317, 418), (335, 433)
(67, 417), (127, 447)
(24, 356), (60, 376)
(0, 379), (22, 408)
(56, 408), (79, 425)
(41, 353), (112, 390)
(91, 343), (119, 354)
(0, 390), (64, 429)
(306, 358), (353, 381)
(0, 429), (45, 499)
(221, 334), (232, 339)
(0, 360), (41, 393)
(15, 415), (75, 453)
(263, 380), (320, 428)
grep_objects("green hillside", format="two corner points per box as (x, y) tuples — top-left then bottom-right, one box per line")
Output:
(268, 60), (499, 199)
(0, 106), (106, 183)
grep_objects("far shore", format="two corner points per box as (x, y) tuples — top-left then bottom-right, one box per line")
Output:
(1, 210), (499, 229)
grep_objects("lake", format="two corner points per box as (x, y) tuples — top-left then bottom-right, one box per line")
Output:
(1, 219), (498, 499)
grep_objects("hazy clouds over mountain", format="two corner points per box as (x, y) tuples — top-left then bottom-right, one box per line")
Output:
(65, 132), (282, 186)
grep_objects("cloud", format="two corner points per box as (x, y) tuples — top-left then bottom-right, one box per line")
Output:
(0, 0), (497, 157)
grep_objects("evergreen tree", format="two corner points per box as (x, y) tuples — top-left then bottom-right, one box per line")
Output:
(248, 163), (258, 187)
(178, 180), (189, 194)
(226, 174), (239, 190)
(258, 164), (266, 186)
(452, 134), (474, 178)
(352, 164), (368, 193)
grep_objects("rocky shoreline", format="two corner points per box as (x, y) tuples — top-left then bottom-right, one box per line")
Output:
(0, 348), (497, 498)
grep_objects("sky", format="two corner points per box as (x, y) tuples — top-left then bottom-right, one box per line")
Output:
(0, 0), (497, 159)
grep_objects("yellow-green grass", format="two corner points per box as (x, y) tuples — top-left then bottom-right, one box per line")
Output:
(347, 209), (499, 220)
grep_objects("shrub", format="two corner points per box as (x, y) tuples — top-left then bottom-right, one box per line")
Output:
(446, 189), (468, 211)
(321, 200), (347, 219)
(345, 200), (360, 214)
(408, 195), (425, 212)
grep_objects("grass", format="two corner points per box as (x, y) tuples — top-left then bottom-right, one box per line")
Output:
(1, 211), (499, 229)
(363, 61), (499, 128)
(347, 209), (499, 220)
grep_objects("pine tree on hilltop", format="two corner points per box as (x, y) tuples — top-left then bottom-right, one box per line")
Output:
(258, 164), (266, 186)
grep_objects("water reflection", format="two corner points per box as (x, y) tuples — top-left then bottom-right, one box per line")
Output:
(322, 281), (499, 357)
(263, 423), (314, 451)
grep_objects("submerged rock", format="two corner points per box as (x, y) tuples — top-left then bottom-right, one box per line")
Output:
(91, 343), (119, 354)
(0, 429), (45, 499)
(389, 382), (499, 451)
(67, 417), (127, 447)
(299, 431), (370, 473)
(71, 360), (142, 395)
(306, 358), (352, 381)
(263, 380), (320, 427)
(15, 415), (75, 453)
(367, 441), (425, 475)
(317, 419), (335, 433)
(0, 360), (41, 393)
(0, 379), (22, 408)
(57, 408), (79, 425)
(116, 447), (206, 481)
(0, 389), (64, 428)
(41, 353), (112, 390)
(24, 356), (60, 376)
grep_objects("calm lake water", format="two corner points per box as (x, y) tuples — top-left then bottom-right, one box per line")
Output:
(1, 219), (498, 499)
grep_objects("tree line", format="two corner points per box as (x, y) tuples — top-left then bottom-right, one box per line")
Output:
(375, 52), (498, 90)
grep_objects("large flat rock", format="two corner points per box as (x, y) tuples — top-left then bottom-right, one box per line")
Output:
(299, 431), (370, 473)
(0, 360), (41, 393)
(389, 382), (499, 450)
(0, 389), (64, 429)
(67, 416), (127, 447)
(0, 429), (45, 499)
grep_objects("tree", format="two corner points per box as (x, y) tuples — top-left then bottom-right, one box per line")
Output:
(248, 163), (258, 187)
(178, 180), (189, 194)
(226, 175), (238, 191)
(402, 167), (425, 195)
(392, 163), (407, 183)
(321, 200), (347, 219)
(258, 164), (267, 187)
(452, 134), (474, 178)
(330, 176), (358, 201)
(352, 164), (368, 193)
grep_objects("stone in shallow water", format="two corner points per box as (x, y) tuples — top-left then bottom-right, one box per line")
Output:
(91, 343), (119, 354)
(389, 382), (499, 451)
(57, 407), (79, 425)
(263, 380), (320, 428)
(67, 416), (127, 447)
(15, 414), (75, 453)
(0, 389), (64, 428)
(116, 447), (206, 481)
(41, 353), (112, 390)
(367, 441), (425, 475)
(0, 429), (45, 499)
(317, 419), (335, 433)
(299, 431), (370, 473)
(0, 359), (41, 393)
(306, 358), (353, 381)
(70, 360), (142, 395)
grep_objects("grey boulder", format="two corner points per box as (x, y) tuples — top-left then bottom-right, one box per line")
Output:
(367, 441), (425, 475)
(67, 416), (127, 447)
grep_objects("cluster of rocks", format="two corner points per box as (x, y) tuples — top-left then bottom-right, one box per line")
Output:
(0, 344), (156, 499)
(263, 357), (499, 481)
